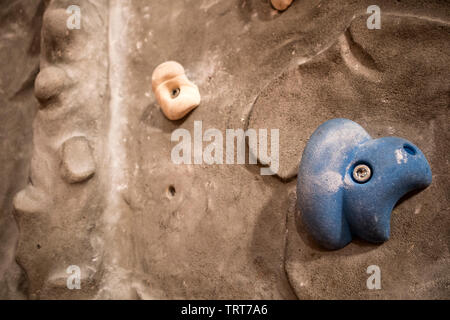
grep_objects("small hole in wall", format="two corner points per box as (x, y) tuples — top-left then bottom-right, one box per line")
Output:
(166, 185), (176, 199)
(403, 144), (416, 155)
(36, 244), (41, 249)
(171, 88), (180, 99)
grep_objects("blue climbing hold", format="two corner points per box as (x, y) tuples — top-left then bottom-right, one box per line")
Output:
(297, 119), (432, 250)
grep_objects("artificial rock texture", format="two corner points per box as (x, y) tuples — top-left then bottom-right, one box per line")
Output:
(0, 0), (449, 299)
(0, 0), (44, 299)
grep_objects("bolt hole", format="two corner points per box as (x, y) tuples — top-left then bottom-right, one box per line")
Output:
(171, 88), (180, 99)
(403, 144), (416, 155)
(36, 244), (41, 249)
(166, 185), (176, 199)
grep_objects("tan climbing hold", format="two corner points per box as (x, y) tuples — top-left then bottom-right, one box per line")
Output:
(34, 66), (67, 104)
(271, 0), (293, 11)
(60, 136), (96, 183)
(152, 61), (201, 120)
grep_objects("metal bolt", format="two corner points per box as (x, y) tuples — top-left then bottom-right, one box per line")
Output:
(353, 164), (371, 183)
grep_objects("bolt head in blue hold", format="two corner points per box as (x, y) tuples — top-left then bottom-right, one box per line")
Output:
(296, 118), (432, 250)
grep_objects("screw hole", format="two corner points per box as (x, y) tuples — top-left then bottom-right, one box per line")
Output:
(166, 185), (176, 199)
(36, 244), (41, 249)
(403, 144), (416, 155)
(171, 88), (180, 99)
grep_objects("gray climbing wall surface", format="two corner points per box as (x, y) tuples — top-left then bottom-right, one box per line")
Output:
(0, 0), (448, 299)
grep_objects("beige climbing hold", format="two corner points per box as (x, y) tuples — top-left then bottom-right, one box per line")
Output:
(152, 61), (201, 120)
(34, 66), (67, 104)
(60, 136), (96, 183)
(271, 0), (293, 11)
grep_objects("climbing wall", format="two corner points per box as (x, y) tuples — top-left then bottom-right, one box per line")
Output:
(0, 0), (449, 299)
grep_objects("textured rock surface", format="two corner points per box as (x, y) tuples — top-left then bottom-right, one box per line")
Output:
(0, 0), (44, 299)
(0, 0), (449, 299)
(12, 0), (110, 299)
